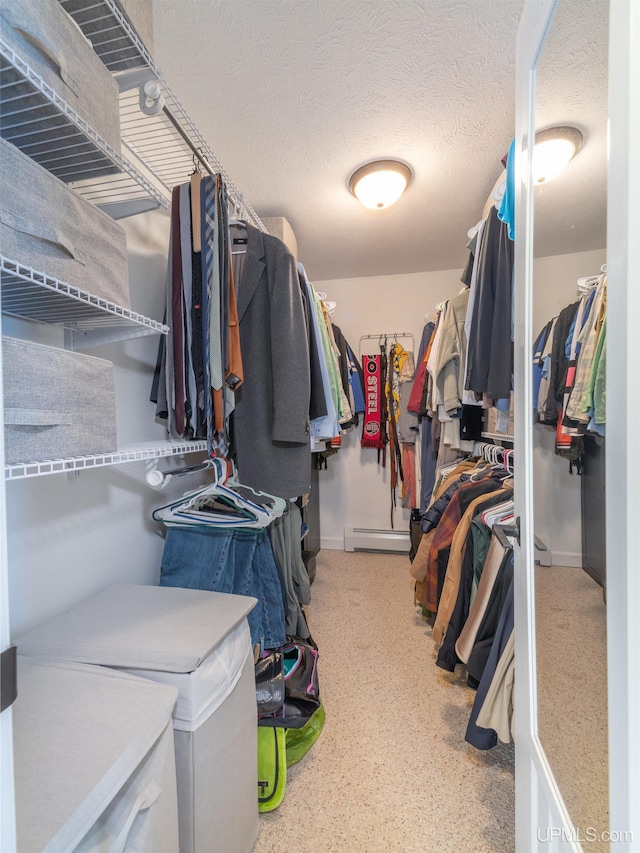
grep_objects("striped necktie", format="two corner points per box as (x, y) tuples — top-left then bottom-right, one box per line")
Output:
(200, 177), (215, 452)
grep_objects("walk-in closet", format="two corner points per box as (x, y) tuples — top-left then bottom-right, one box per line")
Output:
(1, 1), (639, 852)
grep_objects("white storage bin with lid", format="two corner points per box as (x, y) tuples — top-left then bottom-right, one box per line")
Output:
(13, 656), (180, 853)
(16, 584), (260, 853)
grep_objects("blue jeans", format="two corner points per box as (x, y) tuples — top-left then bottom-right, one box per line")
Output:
(160, 527), (286, 650)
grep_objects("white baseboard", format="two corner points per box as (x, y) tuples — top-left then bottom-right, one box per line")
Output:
(319, 536), (345, 551)
(343, 526), (410, 553)
(548, 551), (583, 568)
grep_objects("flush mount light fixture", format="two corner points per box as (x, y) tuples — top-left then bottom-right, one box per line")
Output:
(348, 159), (413, 209)
(533, 125), (583, 184)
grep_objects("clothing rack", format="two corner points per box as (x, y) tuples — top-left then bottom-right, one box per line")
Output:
(359, 332), (415, 356)
(146, 458), (218, 490)
(159, 106), (262, 226)
(473, 441), (514, 473)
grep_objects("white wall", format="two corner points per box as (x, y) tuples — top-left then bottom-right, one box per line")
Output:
(6, 209), (206, 636)
(313, 268), (465, 548)
(314, 247), (606, 564)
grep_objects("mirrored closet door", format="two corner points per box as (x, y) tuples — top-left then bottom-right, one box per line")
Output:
(515, 0), (640, 849)
(533, 0), (609, 843)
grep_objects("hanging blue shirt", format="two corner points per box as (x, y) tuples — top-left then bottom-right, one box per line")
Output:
(498, 138), (515, 240)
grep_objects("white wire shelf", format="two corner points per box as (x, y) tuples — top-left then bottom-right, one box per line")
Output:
(117, 76), (267, 231)
(0, 257), (168, 348)
(4, 440), (208, 481)
(57, 0), (267, 231)
(0, 39), (169, 218)
(481, 432), (515, 443)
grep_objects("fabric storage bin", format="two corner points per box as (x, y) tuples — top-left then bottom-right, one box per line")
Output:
(2, 336), (117, 464)
(17, 584), (261, 853)
(13, 656), (179, 853)
(0, 0), (121, 163)
(60, 0), (155, 70)
(118, 0), (155, 56)
(0, 137), (131, 308)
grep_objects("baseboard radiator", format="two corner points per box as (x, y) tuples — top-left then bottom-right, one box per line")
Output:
(343, 526), (410, 553)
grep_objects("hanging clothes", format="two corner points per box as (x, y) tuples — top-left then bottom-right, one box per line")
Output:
(298, 270), (328, 422)
(160, 525), (287, 650)
(332, 323), (362, 428)
(465, 566), (514, 750)
(229, 222), (311, 499)
(152, 175), (242, 452)
(465, 206), (514, 400)
(435, 288), (470, 415)
(433, 482), (513, 653)
(298, 266), (340, 446)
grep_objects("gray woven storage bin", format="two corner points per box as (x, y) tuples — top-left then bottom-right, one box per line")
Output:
(119, 0), (155, 57)
(3, 336), (118, 464)
(0, 0), (122, 166)
(59, 0), (155, 71)
(0, 137), (131, 309)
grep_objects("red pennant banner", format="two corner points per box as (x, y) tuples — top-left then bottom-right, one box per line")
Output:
(361, 354), (385, 448)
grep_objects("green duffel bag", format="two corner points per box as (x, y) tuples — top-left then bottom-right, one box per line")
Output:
(257, 726), (287, 813)
(285, 703), (326, 767)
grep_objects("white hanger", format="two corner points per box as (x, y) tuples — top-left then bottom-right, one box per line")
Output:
(152, 458), (278, 529)
(577, 274), (600, 294)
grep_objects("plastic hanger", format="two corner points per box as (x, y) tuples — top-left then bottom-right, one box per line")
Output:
(225, 470), (287, 519)
(152, 458), (277, 529)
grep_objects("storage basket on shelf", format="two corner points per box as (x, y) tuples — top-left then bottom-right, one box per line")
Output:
(0, 137), (131, 308)
(0, 0), (122, 172)
(2, 336), (118, 464)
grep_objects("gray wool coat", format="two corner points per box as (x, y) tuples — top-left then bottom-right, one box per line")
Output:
(232, 223), (311, 499)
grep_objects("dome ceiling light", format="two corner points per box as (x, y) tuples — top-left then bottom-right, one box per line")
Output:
(348, 159), (413, 209)
(533, 125), (583, 184)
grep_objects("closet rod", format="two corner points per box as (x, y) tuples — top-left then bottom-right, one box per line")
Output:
(161, 105), (265, 231)
(162, 106), (217, 180)
(359, 332), (414, 341)
(146, 458), (216, 489)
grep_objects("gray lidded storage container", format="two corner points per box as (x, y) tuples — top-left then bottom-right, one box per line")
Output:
(0, 0), (122, 169)
(16, 584), (261, 853)
(2, 336), (117, 464)
(0, 136), (131, 308)
(14, 656), (180, 853)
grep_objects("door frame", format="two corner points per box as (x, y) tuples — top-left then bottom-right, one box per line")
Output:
(515, 0), (640, 850)
(514, 1), (580, 848)
(605, 0), (640, 846)
(0, 287), (16, 849)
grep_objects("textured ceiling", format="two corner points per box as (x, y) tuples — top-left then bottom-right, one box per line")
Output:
(151, 0), (607, 280)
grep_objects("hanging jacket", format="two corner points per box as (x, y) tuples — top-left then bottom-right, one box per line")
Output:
(540, 301), (579, 426)
(465, 207), (514, 400)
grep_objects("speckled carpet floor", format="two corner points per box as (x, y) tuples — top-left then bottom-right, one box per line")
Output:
(535, 564), (608, 845)
(254, 549), (515, 853)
